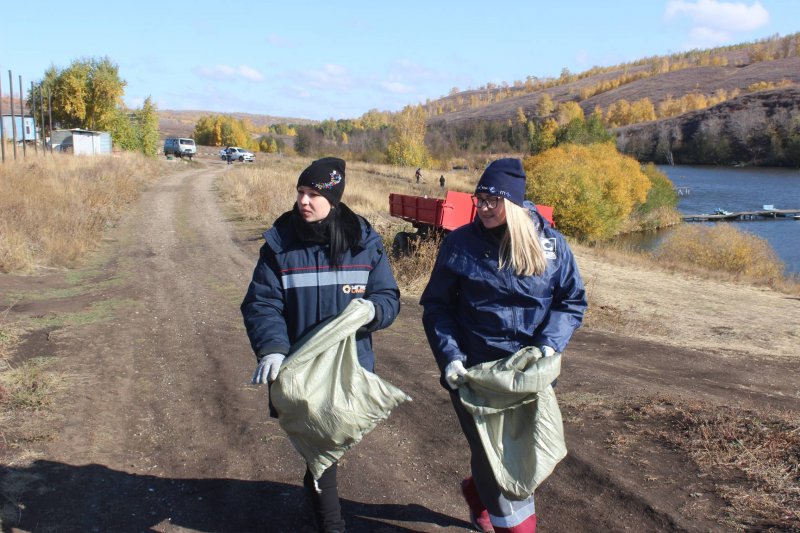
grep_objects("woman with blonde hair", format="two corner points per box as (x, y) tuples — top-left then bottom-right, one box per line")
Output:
(420, 158), (587, 533)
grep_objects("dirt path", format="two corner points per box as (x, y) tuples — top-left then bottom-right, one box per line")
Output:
(2, 160), (798, 532)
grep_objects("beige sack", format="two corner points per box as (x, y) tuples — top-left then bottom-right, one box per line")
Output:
(459, 347), (567, 500)
(270, 299), (411, 479)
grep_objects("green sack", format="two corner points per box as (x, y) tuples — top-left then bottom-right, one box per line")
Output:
(270, 299), (412, 479)
(459, 347), (567, 500)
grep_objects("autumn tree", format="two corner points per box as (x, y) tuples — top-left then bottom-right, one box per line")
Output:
(386, 105), (429, 167)
(42, 57), (126, 131)
(29, 58), (159, 155)
(536, 93), (555, 116)
(136, 97), (160, 157)
(523, 143), (651, 240)
(555, 101), (585, 126)
(193, 115), (256, 149)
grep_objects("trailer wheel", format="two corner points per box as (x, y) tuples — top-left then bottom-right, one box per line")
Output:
(392, 231), (413, 258)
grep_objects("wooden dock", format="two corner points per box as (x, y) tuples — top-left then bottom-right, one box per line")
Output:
(682, 209), (800, 222)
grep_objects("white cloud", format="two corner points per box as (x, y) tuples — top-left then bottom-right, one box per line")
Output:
(193, 64), (265, 82)
(238, 66), (265, 81)
(379, 81), (415, 94)
(300, 63), (352, 90)
(665, 0), (770, 46)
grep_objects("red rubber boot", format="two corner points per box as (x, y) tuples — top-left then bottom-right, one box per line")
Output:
(461, 476), (494, 533)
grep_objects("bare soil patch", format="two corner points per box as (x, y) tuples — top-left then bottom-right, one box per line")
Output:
(1, 157), (797, 532)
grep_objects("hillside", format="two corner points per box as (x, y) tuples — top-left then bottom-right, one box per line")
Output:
(616, 86), (800, 165)
(158, 109), (314, 138)
(428, 56), (800, 126)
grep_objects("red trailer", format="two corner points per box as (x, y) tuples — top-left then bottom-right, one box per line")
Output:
(389, 190), (554, 255)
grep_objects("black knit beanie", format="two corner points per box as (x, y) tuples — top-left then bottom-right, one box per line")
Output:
(296, 157), (346, 207)
(475, 158), (527, 206)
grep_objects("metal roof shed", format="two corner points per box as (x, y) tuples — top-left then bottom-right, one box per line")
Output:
(53, 129), (112, 155)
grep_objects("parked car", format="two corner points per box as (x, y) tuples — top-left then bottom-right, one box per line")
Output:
(220, 146), (255, 162)
(163, 137), (197, 159)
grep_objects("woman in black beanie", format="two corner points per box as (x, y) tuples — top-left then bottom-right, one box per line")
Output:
(241, 157), (401, 533)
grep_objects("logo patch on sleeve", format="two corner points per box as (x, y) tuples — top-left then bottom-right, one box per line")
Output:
(541, 237), (557, 260)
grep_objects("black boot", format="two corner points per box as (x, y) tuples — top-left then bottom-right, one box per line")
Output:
(303, 465), (346, 533)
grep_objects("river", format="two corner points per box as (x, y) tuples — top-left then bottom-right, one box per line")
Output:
(616, 165), (800, 275)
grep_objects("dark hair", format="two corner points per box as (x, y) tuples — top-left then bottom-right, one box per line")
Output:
(328, 205), (362, 267)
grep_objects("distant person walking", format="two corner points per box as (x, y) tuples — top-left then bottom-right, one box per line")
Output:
(439, 174), (446, 193)
(415, 168), (422, 183)
(225, 146), (233, 165)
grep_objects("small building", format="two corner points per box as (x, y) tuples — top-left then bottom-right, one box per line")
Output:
(1, 114), (37, 143)
(50, 128), (112, 156)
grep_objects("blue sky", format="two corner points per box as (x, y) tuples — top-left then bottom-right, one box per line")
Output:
(1, 0), (798, 121)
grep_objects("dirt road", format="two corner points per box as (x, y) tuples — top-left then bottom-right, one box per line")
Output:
(2, 159), (798, 532)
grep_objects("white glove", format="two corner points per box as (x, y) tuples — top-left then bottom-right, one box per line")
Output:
(444, 360), (468, 390)
(539, 345), (556, 358)
(251, 353), (285, 384)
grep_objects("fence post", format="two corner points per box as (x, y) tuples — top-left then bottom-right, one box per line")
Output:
(8, 70), (17, 160)
(30, 81), (38, 154)
(19, 75), (27, 157)
(0, 71), (5, 163)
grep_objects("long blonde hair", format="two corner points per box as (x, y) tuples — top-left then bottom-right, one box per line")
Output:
(498, 199), (548, 276)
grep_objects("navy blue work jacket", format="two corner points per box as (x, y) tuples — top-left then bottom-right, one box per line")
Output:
(241, 209), (400, 371)
(420, 212), (586, 375)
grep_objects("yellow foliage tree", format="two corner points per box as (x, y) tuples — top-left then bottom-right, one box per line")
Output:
(630, 98), (656, 123)
(386, 105), (430, 167)
(537, 93), (555, 116)
(193, 115), (255, 149)
(523, 143), (650, 240)
(556, 101), (585, 126)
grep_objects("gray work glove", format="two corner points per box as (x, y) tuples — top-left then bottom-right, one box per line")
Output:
(251, 353), (285, 384)
(444, 359), (468, 390)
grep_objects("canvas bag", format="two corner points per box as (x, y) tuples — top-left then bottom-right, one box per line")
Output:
(270, 298), (412, 479)
(459, 347), (567, 500)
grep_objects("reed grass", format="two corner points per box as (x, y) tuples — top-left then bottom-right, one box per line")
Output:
(0, 153), (160, 273)
(653, 224), (789, 288)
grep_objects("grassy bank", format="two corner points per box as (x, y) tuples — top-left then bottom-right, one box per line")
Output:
(0, 152), (160, 274)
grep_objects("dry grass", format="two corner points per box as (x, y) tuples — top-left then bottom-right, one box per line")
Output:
(646, 398), (800, 530)
(389, 233), (443, 295)
(577, 231), (800, 299)
(216, 154), (483, 295)
(566, 394), (800, 529)
(216, 154), (478, 226)
(0, 152), (160, 273)
(654, 224), (787, 287)
(0, 357), (62, 411)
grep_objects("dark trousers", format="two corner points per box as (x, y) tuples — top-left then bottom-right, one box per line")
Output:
(449, 391), (536, 530)
(303, 463), (345, 533)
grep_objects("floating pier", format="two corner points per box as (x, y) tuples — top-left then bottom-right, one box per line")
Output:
(682, 209), (800, 222)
